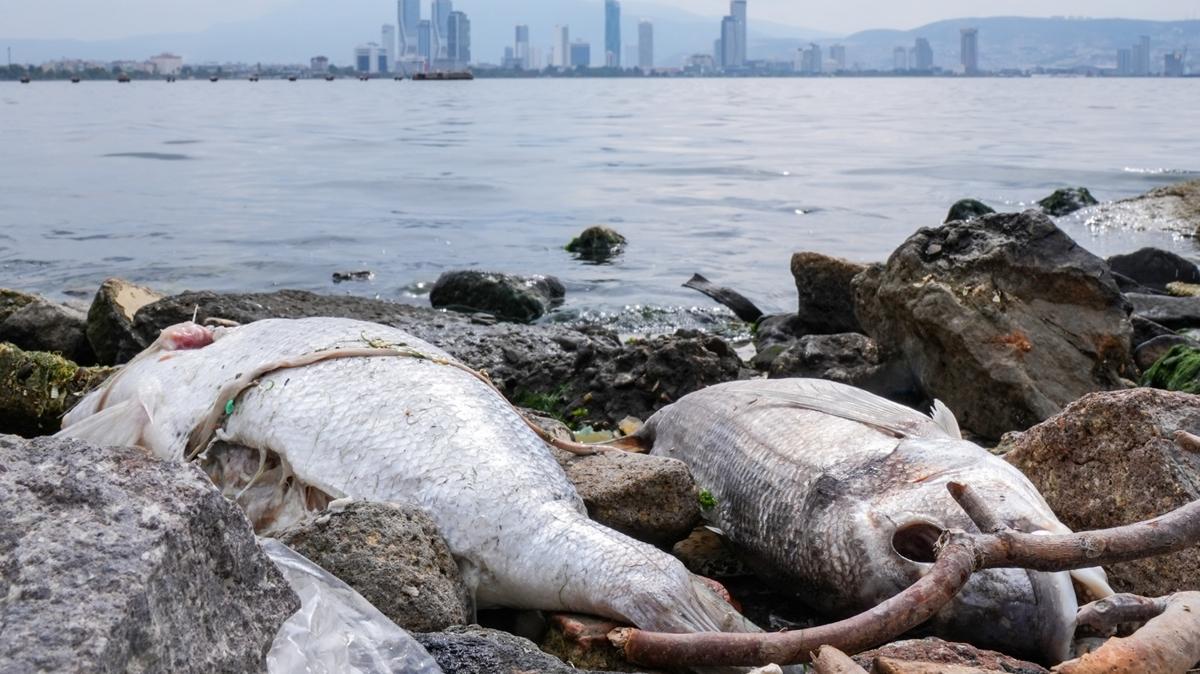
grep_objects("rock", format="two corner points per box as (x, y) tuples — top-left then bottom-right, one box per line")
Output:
(1132, 315), (1177, 348)
(854, 639), (1047, 674)
(1038, 187), (1098, 216)
(1107, 247), (1200, 293)
(1127, 293), (1200, 330)
(1085, 178), (1200, 237)
(0, 343), (114, 436)
(0, 434), (299, 673)
(430, 270), (565, 323)
(767, 333), (918, 401)
(332, 269), (374, 283)
(1003, 389), (1200, 597)
(86, 278), (163, 365)
(1136, 335), (1199, 371)
(790, 252), (866, 335)
(1168, 281), (1200, 297)
(552, 448), (700, 546)
(415, 625), (604, 674)
(945, 199), (996, 223)
(276, 501), (471, 633)
(1141, 344), (1200, 393)
(566, 226), (627, 262)
(671, 527), (751, 579)
(854, 211), (1135, 440)
(541, 614), (646, 673)
(0, 289), (94, 364)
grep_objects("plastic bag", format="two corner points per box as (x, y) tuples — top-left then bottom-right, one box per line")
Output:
(262, 538), (444, 674)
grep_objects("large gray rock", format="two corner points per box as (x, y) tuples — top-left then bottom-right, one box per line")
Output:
(86, 277), (163, 365)
(790, 252), (866, 335)
(0, 289), (94, 364)
(415, 626), (604, 674)
(1107, 247), (1200, 293)
(1038, 187), (1098, 216)
(1085, 178), (1200, 237)
(565, 226), (627, 263)
(0, 435), (299, 673)
(276, 501), (471, 633)
(1002, 389), (1200, 597)
(766, 333), (918, 401)
(1128, 293), (1200, 330)
(430, 270), (565, 323)
(854, 211), (1135, 440)
(945, 199), (996, 223)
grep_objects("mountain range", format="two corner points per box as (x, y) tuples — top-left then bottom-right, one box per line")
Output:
(2, 1), (1197, 71)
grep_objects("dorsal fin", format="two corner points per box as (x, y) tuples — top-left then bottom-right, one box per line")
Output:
(750, 380), (957, 440)
(930, 400), (963, 440)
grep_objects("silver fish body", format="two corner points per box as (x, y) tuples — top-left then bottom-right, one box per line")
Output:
(61, 317), (754, 637)
(642, 378), (1106, 664)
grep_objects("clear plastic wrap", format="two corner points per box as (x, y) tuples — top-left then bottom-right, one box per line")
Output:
(262, 539), (444, 674)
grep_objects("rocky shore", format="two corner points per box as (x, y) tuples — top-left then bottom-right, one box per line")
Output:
(3, 179), (1200, 673)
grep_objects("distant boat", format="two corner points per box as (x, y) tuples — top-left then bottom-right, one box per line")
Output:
(249, 75), (259, 82)
(412, 71), (474, 81)
(19, 76), (31, 84)
(394, 75), (404, 81)
(70, 76), (81, 83)
(288, 76), (298, 82)
(165, 76), (176, 83)
(117, 74), (131, 83)
(209, 76), (219, 82)
(324, 75), (335, 81)
(358, 75), (370, 81)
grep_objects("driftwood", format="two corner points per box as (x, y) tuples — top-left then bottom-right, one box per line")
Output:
(810, 646), (868, 674)
(1055, 592), (1200, 674)
(682, 273), (764, 323)
(609, 482), (1200, 669)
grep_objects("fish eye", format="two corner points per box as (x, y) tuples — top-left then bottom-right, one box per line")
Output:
(892, 521), (944, 564)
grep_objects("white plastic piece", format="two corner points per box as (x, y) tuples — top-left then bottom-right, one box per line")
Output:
(262, 539), (444, 674)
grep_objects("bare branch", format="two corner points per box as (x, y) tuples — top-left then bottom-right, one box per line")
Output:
(1075, 594), (1169, 636)
(1054, 592), (1200, 674)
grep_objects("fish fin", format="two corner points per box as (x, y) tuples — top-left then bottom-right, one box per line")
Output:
(56, 398), (152, 450)
(754, 380), (953, 439)
(930, 400), (963, 440)
(1070, 567), (1116, 602)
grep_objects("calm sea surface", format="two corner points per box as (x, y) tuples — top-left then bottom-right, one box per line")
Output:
(2, 78), (1198, 330)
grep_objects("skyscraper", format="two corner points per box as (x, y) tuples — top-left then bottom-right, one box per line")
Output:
(960, 28), (979, 75)
(638, 20), (654, 70)
(557, 25), (570, 67)
(1165, 50), (1187, 77)
(571, 41), (591, 69)
(398, 0), (420, 57)
(1133, 35), (1152, 76)
(418, 20), (432, 65)
(829, 44), (847, 71)
(1117, 48), (1133, 75)
(446, 11), (470, 68)
(431, 0), (453, 63)
(720, 16), (738, 69)
(515, 25), (530, 69)
(893, 46), (908, 71)
(382, 25), (396, 71)
(605, 0), (621, 67)
(914, 38), (933, 70)
(730, 0), (747, 67)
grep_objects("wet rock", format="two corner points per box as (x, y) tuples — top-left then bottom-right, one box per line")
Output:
(767, 333), (918, 401)
(0, 289), (94, 364)
(1135, 335), (1199, 371)
(1107, 247), (1200, 293)
(541, 614), (646, 673)
(945, 199), (996, 223)
(854, 639), (1047, 674)
(566, 226), (627, 262)
(0, 343), (114, 436)
(1038, 187), (1098, 216)
(1085, 178), (1200, 237)
(276, 501), (471, 633)
(332, 269), (374, 283)
(672, 527), (751, 579)
(415, 625), (603, 674)
(86, 277), (163, 365)
(0, 434), (299, 673)
(1132, 315), (1177, 348)
(790, 252), (866, 335)
(553, 448), (700, 546)
(854, 211), (1135, 440)
(430, 270), (565, 323)
(1127, 293), (1200, 330)
(1003, 389), (1200, 597)
(1141, 344), (1200, 393)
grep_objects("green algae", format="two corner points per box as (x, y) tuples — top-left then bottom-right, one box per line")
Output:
(0, 342), (114, 437)
(1141, 344), (1200, 394)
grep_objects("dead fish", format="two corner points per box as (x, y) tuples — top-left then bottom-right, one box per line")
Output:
(635, 378), (1114, 664)
(59, 317), (758, 639)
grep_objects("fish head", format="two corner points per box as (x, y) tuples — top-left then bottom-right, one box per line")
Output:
(801, 438), (1081, 664)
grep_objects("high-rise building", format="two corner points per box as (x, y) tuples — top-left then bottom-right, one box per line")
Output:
(354, 43), (386, 74)
(605, 0), (622, 67)
(913, 38), (933, 70)
(382, 25), (396, 70)
(418, 20), (432, 64)
(804, 43), (822, 74)
(398, 0), (421, 57)
(720, 16), (738, 69)
(446, 10), (470, 68)
(431, 0), (453, 63)
(515, 24), (530, 69)
(310, 56), (329, 74)
(893, 46), (908, 71)
(829, 44), (846, 71)
(730, 0), (747, 67)
(1133, 35), (1152, 76)
(1165, 50), (1187, 77)
(1117, 48), (1134, 75)
(960, 28), (979, 75)
(558, 25), (570, 67)
(638, 20), (654, 70)
(571, 40), (591, 69)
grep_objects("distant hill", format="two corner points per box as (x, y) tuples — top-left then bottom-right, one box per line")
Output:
(816, 17), (1200, 72)
(0, 0), (829, 68)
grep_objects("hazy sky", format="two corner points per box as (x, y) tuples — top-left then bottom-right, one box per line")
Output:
(2, 0), (1198, 40)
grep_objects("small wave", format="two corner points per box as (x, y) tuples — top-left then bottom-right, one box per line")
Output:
(103, 152), (193, 161)
(1122, 167), (1200, 176)
(163, 139), (201, 145)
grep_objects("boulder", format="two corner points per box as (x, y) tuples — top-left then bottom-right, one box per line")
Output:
(945, 199), (996, 223)
(854, 211), (1135, 439)
(790, 252), (866, 335)
(1037, 187), (1098, 216)
(0, 289), (94, 363)
(1136, 336), (1200, 372)
(1085, 178), (1200, 237)
(566, 226), (627, 262)
(415, 626), (604, 674)
(1107, 247), (1200, 293)
(0, 343), (113, 436)
(552, 448), (700, 546)
(1132, 315), (1177, 348)
(0, 435), (299, 673)
(430, 270), (565, 323)
(1127, 293), (1200, 330)
(766, 333), (918, 401)
(853, 639), (1047, 674)
(86, 278), (163, 365)
(276, 501), (471, 633)
(1003, 389), (1200, 596)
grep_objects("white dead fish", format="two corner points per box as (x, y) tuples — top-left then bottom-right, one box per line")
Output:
(635, 378), (1114, 664)
(59, 317), (757, 639)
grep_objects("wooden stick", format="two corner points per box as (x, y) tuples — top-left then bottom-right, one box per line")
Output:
(610, 483), (1200, 669)
(1074, 594), (1169, 636)
(1054, 592), (1200, 674)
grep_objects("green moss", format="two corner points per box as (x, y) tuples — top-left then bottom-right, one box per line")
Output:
(0, 342), (114, 436)
(698, 489), (717, 511)
(1141, 344), (1200, 394)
